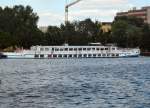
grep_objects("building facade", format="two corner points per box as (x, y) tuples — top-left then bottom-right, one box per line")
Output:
(117, 6), (150, 24)
(101, 22), (112, 33)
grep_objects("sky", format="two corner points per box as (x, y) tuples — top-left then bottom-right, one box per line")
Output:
(0, 0), (150, 26)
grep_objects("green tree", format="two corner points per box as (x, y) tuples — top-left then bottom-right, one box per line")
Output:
(140, 24), (150, 51)
(0, 32), (12, 49)
(0, 5), (42, 49)
(45, 26), (64, 45)
(112, 20), (128, 47)
(112, 16), (143, 48)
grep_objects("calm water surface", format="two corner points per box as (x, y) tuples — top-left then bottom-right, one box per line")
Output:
(0, 57), (150, 108)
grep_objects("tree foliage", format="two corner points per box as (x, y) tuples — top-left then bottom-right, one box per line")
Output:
(112, 16), (149, 50)
(0, 5), (43, 49)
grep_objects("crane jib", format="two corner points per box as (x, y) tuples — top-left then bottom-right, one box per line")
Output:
(65, 0), (82, 24)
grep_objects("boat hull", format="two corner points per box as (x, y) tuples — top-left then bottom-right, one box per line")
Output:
(1, 52), (140, 59)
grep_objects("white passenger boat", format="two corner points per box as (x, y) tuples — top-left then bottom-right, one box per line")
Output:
(0, 43), (140, 59)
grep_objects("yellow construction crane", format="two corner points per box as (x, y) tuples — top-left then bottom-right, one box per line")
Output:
(65, 0), (82, 25)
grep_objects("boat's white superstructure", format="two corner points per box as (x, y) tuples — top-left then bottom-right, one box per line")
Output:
(0, 44), (140, 59)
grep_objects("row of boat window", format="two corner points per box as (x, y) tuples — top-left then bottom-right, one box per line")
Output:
(35, 54), (119, 58)
(40, 47), (116, 51)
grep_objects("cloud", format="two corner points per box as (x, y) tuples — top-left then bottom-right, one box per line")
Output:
(37, 0), (133, 26)
(69, 0), (133, 22)
(38, 11), (64, 26)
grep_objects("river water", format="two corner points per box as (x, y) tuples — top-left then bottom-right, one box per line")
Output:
(0, 57), (150, 108)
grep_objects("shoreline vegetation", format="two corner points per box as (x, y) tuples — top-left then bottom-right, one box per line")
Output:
(0, 5), (150, 56)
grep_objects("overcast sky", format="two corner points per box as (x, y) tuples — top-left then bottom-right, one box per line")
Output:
(0, 0), (149, 26)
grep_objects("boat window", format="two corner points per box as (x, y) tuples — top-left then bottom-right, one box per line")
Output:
(52, 48), (54, 51)
(112, 48), (115, 50)
(40, 48), (44, 51)
(35, 54), (39, 58)
(69, 55), (72, 58)
(112, 54), (115, 57)
(40, 54), (44, 58)
(93, 54), (96, 57)
(64, 54), (67, 58)
(102, 54), (106, 56)
(65, 48), (68, 51)
(53, 54), (57, 58)
(96, 48), (100, 51)
(105, 48), (108, 50)
(78, 54), (82, 57)
(88, 54), (92, 57)
(55, 48), (59, 51)
(60, 48), (63, 51)
(69, 48), (73, 51)
(45, 48), (49, 51)
(92, 48), (95, 50)
(107, 54), (110, 57)
(101, 48), (104, 51)
(84, 54), (87, 57)
(74, 54), (77, 58)
(48, 54), (51, 58)
(74, 48), (77, 51)
(78, 48), (82, 51)
(116, 54), (119, 56)
(87, 48), (91, 51)
(98, 54), (101, 57)
(83, 48), (86, 51)
(58, 54), (62, 58)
